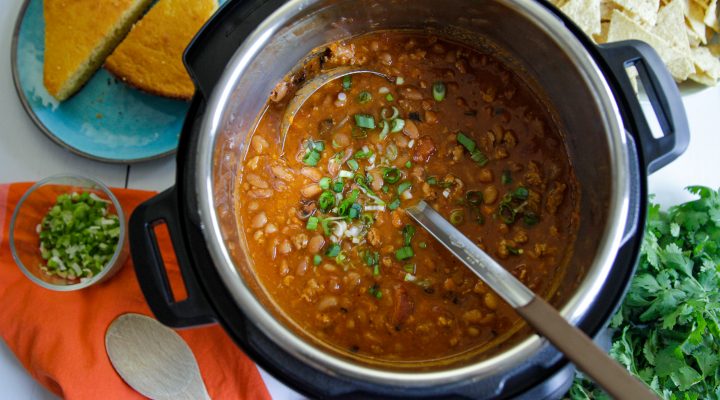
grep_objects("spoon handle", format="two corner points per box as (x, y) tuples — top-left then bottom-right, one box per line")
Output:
(405, 201), (658, 400)
(518, 296), (657, 400)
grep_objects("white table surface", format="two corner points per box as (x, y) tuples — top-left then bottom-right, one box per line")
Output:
(1, 0), (718, 398)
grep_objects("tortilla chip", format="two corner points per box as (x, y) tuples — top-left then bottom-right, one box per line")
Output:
(653, 0), (692, 55)
(609, 0), (660, 25)
(684, 0), (709, 43)
(691, 46), (720, 79)
(561, 0), (602, 35)
(607, 9), (694, 80)
(703, 0), (720, 31)
(601, 0), (623, 20)
(594, 21), (611, 42)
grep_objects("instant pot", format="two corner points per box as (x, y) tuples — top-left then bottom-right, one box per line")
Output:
(129, 0), (689, 398)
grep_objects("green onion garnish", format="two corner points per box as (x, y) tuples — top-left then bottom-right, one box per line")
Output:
(354, 114), (376, 129)
(426, 176), (438, 185)
(513, 187), (529, 200)
(302, 149), (321, 166)
(306, 216), (319, 230)
(397, 181), (412, 195)
(402, 225), (416, 246)
(405, 161), (412, 168)
(385, 143), (398, 160)
(348, 203), (362, 219)
(354, 148), (374, 159)
(524, 211), (539, 226)
(418, 242), (428, 249)
(347, 159), (359, 171)
(332, 181), (344, 193)
(373, 264), (380, 276)
(501, 170), (512, 185)
(361, 213), (374, 226)
(363, 250), (379, 266)
(498, 202), (516, 223)
(388, 198), (401, 210)
(450, 209), (465, 226)
(313, 254), (322, 265)
(390, 118), (405, 133)
(380, 106), (400, 121)
(466, 190), (483, 206)
(379, 120), (390, 140)
(471, 149), (489, 166)
(457, 132), (476, 152)
(358, 91), (372, 104)
(368, 284), (382, 299)
(403, 264), (416, 273)
(383, 168), (402, 184)
(326, 243), (341, 257)
(37, 192), (120, 280)
(342, 75), (352, 90)
(395, 246), (414, 261)
(319, 177), (331, 190)
(386, 93), (394, 102)
(432, 82), (446, 102)
(318, 191), (335, 212)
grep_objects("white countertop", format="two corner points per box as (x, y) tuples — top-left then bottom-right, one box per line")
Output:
(0, 0), (718, 398)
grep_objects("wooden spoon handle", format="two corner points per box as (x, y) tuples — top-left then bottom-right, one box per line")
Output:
(517, 296), (658, 400)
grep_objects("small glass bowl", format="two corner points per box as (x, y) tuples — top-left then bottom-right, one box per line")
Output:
(9, 175), (128, 291)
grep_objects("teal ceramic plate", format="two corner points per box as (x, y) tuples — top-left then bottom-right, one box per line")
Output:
(11, 0), (191, 163)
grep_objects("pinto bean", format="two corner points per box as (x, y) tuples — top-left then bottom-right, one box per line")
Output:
(301, 183), (322, 198)
(248, 189), (273, 199)
(402, 119), (420, 139)
(251, 212), (267, 228)
(482, 186), (498, 204)
(317, 296), (339, 311)
(246, 173), (268, 189)
(307, 235), (326, 253)
(413, 136), (436, 163)
(279, 239), (292, 254)
(300, 167), (323, 182)
(270, 81), (288, 102)
(251, 135), (269, 154)
(271, 165), (294, 181)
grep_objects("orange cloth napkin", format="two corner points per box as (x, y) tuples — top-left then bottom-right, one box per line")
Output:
(0, 183), (271, 400)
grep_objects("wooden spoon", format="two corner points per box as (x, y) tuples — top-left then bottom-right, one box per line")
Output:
(405, 201), (658, 400)
(105, 313), (210, 400)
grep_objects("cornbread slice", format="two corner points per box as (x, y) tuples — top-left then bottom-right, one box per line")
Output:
(105, 0), (218, 100)
(43, 0), (154, 101)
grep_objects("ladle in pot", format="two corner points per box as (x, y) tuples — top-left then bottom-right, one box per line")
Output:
(405, 201), (658, 400)
(279, 67), (391, 152)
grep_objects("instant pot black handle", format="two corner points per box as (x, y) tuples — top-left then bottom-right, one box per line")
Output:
(184, 0), (285, 98)
(597, 41), (690, 174)
(129, 188), (216, 328)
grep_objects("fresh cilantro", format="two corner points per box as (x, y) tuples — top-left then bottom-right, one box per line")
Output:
(570, 186), (720, 400)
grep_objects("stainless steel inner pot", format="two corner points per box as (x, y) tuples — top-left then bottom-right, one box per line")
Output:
(195, 0), (630, 387)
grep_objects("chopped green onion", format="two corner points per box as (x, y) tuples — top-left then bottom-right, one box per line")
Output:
(368, 284), (382, 299)
(397, 181), (412, 195)
(432, 82), (446, 102)
(348, 203), (362, 219)
(379, 120), (390, 140)
(302, 149), (321, 166)
(524, 212), (539, 226)
(321, 219), (331, 236)
(326, 243), (341, 257)
(380, 106), (400, 121)
(513, 187), (529, 200)
(457, 132), (476, 152)
(419, 242), (428, 249)
(507, 246), (523, 255)
(386, 93), (394, 102)
(361, 213), (374, 226)
(390, 118), (405, 133)
(450, 209), (465, 225)
(351, 126), (368, 139)
(347, 159), (359, 171)
(403, 264), (416, 273)
(338, 170), (354, 179)
(306, 216), (319, 230)
(363, 250), (379, 266)
(318, 191), (335, 212)
(383, 168), (402, 184)
(426, 176), (438, 185)
(336, 251), (348, 264)
(354, 114), (376, 129)
(501, 170), (512, 185)
(342, 75), (352, 90)
(396, 77), (405, 85)
(332, 181), (344, 193)
(354, 148), (374, 159)
(373, 264), (380, 276)
(358, 91), (372, 104)
(466, 190), (483, 206)
(388, 198), (401, 210)
(405, 161), (412, 168)
(382, 186), (389, 193)
(395, 246), (414, 261)
(471, 149), (489, 166)
(319, 177), (331, 190)
(402, 225), (416, 246)
(498, 202), (516, 224)
(385, 143), (398, 160)
(313, 254), (322, 265)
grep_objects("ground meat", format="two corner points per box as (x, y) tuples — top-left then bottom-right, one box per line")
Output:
(524, 161), (543, 187)
(413, 136), (436, 163)
(367, 228), (382, 247)
(392, 285), (415, 326)
(546, 181), (567, 215)
(450, 145), (464, 162)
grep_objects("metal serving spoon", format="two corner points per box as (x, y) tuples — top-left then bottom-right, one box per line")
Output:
(105, 313), (211, 400)
(405, 201), (658, 400)
(279, 66), (391, 152)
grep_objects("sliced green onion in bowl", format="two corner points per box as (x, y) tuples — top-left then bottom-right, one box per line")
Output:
(354, 114), (376, 129)
(449, 209), (465, 225)
(390, 118), (405, 133)
(358, 91), (372, 104)
(432, 82), (446, 102)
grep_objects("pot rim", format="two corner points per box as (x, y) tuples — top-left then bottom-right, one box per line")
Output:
(195, 0), (630, 387)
